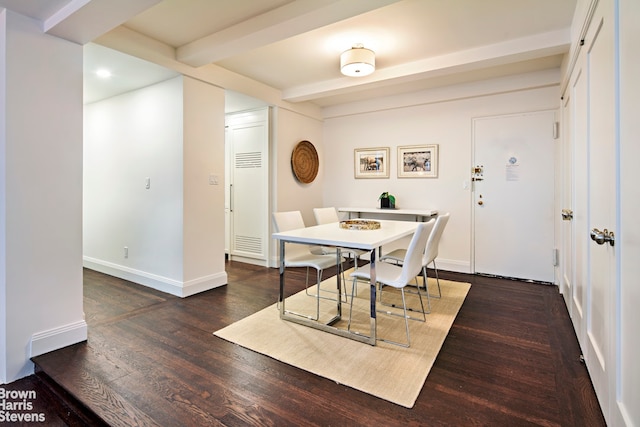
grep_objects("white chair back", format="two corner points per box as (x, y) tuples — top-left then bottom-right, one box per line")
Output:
(313, 207), (339, 225)
(273, 211), (305, 232)
(396, 222), (432, 287)
(272, 211), (310, 260)
(423, 213), (449, 265)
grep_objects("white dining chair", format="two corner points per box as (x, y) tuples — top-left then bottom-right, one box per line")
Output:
(313, 207), (368, 269)
(380, 213), (450, 299)
(273, 211), (345, 320)
(348, 222), (431, 348)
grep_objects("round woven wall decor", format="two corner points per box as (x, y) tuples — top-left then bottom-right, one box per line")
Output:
(291, 140), (319, 184)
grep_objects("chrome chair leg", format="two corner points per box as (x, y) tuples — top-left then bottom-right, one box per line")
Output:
(379, 280), (429, 319)
(376, 288), (411, 348)
(377, 283), (426, 323)
(347, 276), (359, 331)
(431, 260), (442, 298)
(305, 264), (348, 303)
(284, 267), (323, 321)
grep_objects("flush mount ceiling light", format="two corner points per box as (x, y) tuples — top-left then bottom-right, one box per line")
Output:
(340, 44), (375, 77)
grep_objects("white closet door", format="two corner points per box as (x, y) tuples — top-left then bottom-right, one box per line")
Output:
(227, 109), (269, 262)
(582, 3), (617, 422)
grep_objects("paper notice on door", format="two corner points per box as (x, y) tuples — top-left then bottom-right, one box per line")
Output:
(506, 164), (520, 181)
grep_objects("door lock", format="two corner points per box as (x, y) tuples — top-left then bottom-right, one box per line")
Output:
(472, 165), (484, 182)
(590, 228), (615, 246)
(561, 209), (573, 220)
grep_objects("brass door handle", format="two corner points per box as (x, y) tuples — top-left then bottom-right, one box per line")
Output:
(477, 200), (484, 206)
(590, 228), (614, 246)
(562, 209), (573, 220)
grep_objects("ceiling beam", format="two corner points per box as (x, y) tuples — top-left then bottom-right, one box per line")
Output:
(176, 0), (400, 67)
(44, 0), (163, 45)
(282, 29), (571, 103)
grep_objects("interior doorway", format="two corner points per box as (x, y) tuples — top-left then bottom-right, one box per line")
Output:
(225, 107), (270, 266)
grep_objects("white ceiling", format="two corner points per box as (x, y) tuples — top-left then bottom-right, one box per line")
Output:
(1, 0), (577, 110)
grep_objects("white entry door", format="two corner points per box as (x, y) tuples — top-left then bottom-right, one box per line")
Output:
(473, 111), (556, 283)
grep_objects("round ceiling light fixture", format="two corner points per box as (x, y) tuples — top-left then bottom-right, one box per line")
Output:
(340, 44), (375, 77)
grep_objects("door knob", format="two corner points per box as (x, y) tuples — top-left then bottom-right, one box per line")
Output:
(590, 228), (615, 246)
(477, 200), (484, 206)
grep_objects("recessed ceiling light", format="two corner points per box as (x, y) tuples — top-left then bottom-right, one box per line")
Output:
(96, 69), (111, 78)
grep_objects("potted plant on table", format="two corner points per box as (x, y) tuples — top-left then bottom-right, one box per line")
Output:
(378, 192), (396, 209)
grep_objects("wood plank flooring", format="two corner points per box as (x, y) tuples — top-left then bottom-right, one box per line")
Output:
(23, 261), (605, 426)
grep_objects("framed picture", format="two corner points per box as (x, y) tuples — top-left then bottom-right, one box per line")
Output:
(397, 144), (439, 178)
(354, 147), (390, 179)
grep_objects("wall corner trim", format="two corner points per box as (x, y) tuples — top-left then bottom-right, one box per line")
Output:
(30, 320), (88, 358)
(181, 272), (228, 297)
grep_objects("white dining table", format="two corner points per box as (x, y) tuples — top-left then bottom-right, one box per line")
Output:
(273, 219), (420, 345)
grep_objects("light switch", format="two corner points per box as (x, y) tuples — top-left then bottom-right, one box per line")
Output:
(145, 177), (151, 189)
(209, 174), (219, 185)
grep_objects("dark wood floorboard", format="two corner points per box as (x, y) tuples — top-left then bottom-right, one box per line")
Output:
(20, 261), (606, 426)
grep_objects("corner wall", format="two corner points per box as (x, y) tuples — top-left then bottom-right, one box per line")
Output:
(1, 10), (86, 383)
(83, 76), (227, 297)
(182, 76), (227, 293)
(270, 108), (324, 266)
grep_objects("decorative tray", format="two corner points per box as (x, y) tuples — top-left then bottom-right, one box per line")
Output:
(339, 220), (381, 230)
(291, 140), (319, 184)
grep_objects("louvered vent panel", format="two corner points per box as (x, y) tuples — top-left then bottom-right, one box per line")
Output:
(235, 235), (262, 254)
(235, 152), (261, 168)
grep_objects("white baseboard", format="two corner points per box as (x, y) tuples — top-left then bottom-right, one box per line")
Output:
(31, 320), (88, 358)
(228, 255), (268, 267)
(83, 257), (227, 297)
(436, 259), (472, 274)
(181, 271), (228, 297)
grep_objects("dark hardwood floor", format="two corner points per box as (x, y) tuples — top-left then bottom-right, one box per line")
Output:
(17, 260), (605, 426)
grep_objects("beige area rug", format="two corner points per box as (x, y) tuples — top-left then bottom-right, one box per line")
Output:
(214, 269), (471, 408)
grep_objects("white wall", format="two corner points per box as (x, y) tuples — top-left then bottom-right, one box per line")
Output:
(84, 77), (185, 289)
(619, 0), (640, 423)
(322, 70), (560, 273)
(0, 9), (6, 384)
(270, 108), (324, 265)
(1, 10), (86, 383)
(273, 108), (324, 224)
(182, 76), (227, 289)
(84, 76), (227, 296)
